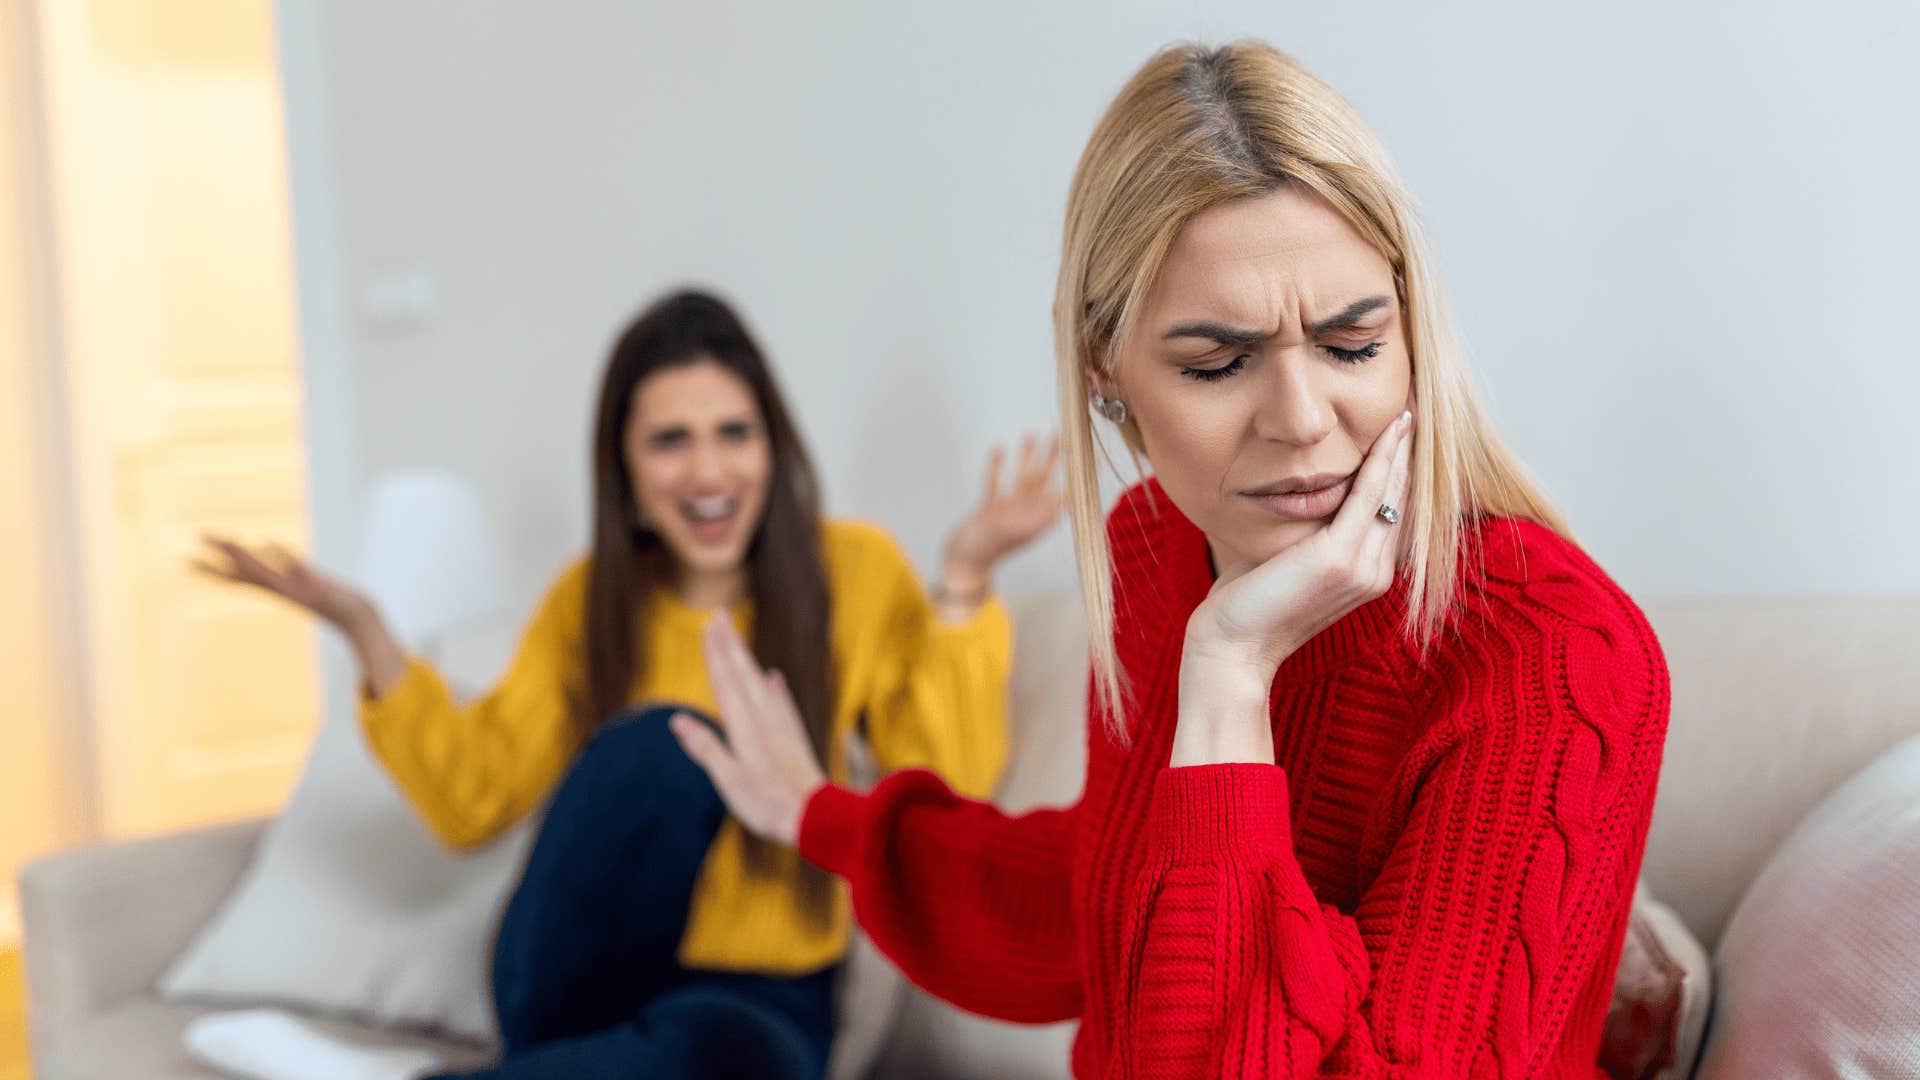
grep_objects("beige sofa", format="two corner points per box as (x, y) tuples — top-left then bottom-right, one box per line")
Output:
(22, 591), (1920, 1078)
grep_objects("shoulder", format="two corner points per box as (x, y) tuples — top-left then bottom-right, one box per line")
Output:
(519, 556), (593, 643)
(821, 518), (913, 577)
(820, 518), (919, 610)
(1452, 517), (1669, 733)
(1467, 518), (1656, 651)
(540, 556), (593, 611)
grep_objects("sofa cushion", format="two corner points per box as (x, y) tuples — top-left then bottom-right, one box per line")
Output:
(1598, 883), (1712, 1080)
(1638, 597), (1920, 950)
(36, 998), (491, 1080)
(155, 627), (918, 1079)
(1696, 734), (1920, 1077)
(156, 689), (530, 1043)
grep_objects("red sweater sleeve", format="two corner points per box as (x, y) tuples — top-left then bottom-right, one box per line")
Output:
(798, 769), (1083, 1023)
(1122, 626), (1668, 1078)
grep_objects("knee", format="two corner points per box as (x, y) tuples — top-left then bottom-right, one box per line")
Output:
(556, 705), (720, 806)
(646, 989), (824, 1079)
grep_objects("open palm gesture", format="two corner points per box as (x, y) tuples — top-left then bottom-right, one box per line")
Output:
(193, 534), (375, 632)
(942, 434), (1066, 584)
(673, 616), (827, 847)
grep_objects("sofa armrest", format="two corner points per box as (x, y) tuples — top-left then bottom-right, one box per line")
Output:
(18, 818), (267, 1048)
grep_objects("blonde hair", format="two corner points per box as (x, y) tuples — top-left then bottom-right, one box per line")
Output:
(1055, 41), (1569, 726)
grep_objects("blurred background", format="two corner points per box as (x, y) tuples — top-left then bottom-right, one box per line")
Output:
(2, 1), (1915, 1076)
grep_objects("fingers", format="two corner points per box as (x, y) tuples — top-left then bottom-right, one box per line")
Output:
(700, 616), (777, 769)
(981, 444), (1006, 505)
(1362, 409), (1416, 574)
(265, 542), (306, 575)
(668, 711), (748, 796)
(1034, 433), (1062, 492)
(1331, 410), (1412, 545)
(219, 539), (285, 589)
(189, 557), (237, 582)
(984, 432), (1064, 498)
(1018, 432), (1058, 492)
(764, 669), (806, 738)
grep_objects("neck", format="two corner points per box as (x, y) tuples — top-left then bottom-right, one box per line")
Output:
(677, 564), (747, 611)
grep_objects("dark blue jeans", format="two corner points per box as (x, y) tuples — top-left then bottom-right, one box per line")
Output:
(436, 707), (836, 1080)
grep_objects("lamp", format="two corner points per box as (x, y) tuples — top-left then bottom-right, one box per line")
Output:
(352, 470), (510, 662)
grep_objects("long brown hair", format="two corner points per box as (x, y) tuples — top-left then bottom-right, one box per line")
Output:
(580, 290), (835, 903)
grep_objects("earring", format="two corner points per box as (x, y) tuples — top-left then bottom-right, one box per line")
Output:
(1090, 390), (1129, 425)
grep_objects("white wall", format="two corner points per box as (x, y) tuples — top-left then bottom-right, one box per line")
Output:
(280, 0), (1920, 718)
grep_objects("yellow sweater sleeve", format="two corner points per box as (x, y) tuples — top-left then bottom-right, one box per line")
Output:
(358, 560), (589, 850)
(834, 523), (1012, 799)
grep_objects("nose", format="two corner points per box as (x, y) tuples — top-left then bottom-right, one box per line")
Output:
(1252, 354), (1336, 448)
(689, 436), (729, 487)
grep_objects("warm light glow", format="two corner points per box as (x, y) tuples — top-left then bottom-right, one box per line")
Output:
(30, 0), (319, 839)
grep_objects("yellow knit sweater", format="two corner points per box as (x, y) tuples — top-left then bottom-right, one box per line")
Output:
(359, 519), (1011, 975)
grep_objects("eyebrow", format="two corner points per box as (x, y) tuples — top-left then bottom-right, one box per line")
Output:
(1161, 295), (1394, 345)
(646, 415), (756, 436)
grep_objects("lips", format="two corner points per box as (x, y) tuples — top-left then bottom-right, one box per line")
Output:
(1242, 472), (1352, 497)
(1241, 471), (1354, 520)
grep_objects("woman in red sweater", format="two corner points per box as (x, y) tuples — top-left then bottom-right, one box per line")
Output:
(673, 41), (1669, 1078)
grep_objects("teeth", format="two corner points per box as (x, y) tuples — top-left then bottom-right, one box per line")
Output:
(685, 496), (737, 523)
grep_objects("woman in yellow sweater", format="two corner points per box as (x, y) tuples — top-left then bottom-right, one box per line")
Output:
(198, 289), (1061, 1078)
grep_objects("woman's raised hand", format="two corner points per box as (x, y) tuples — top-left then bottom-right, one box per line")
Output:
(194, 534), (409, 695)
(1172, 410), (1414, 767)
(193, 535), (376, 633)
(673, 615), (828, 847)
(940, 434), (1066, 594)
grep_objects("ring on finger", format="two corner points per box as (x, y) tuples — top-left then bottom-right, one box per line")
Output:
(1376, 503), (1401, 526)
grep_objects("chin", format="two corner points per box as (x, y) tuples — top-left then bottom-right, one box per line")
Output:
(1222, 519), (1321, 567)
(684, 546), (749, 575)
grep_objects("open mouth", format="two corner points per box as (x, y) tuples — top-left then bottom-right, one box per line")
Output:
(680, 495), (741, 543)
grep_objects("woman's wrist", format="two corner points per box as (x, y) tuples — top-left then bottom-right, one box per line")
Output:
(781, 780), (830, 849)
(1172, 623), (1285, 766)
(934, 552), (994, 609)
(1172, 657), (1276, 765)
(342, 608), (408, 698)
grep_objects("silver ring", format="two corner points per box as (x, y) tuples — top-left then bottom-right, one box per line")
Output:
(1376, 503), (1401, 525)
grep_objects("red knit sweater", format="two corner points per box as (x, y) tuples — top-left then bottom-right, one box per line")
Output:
(800, 480), (1669, 1078)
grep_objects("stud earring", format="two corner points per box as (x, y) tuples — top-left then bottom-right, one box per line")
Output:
(1090, 390), (1129, 425)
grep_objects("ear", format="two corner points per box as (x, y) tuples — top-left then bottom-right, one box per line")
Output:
(1083, 348), (1121, 400)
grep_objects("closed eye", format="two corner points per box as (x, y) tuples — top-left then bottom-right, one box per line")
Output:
(1179, 355), (1248, 383)
(1325, 342), (1384, 364)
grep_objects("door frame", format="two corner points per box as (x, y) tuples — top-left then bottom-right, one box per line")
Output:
(273, 0), (363, 739)
(0, 0), (94, 943)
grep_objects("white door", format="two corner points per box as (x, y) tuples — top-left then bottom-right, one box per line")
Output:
(34, 0), (319, 837)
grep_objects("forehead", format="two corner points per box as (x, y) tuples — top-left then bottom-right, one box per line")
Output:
(1142, 186), (1395, 331)
(630, 359), (758, 425)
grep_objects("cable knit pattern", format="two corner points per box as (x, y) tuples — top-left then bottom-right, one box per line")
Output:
(799, 479), (1669, 1078)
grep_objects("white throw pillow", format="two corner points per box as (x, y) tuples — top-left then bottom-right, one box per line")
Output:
(157, 630), (912, 1077)
(159, 694), (531, 1043)
(1696, 733), (1920, 1078)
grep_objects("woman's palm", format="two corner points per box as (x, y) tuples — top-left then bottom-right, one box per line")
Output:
(194, 535), (371, 629)
(949, 435), (1066, 571)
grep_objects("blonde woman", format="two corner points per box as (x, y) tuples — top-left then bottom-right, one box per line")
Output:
(676, 43), (1669, 1078)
